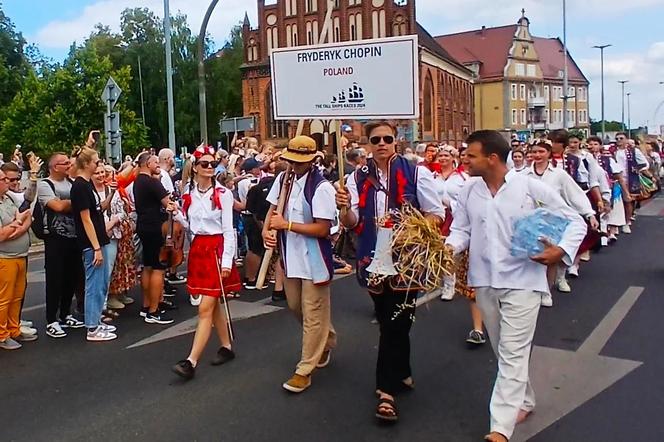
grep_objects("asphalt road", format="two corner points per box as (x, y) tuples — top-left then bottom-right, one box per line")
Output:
(3, 198), (664, 442)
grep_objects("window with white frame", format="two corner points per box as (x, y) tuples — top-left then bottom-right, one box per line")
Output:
(515, 63), (525, 76)
(512, 109), (518, 125)
(544, 109), (550, 123)
(333, 17), (340, 42)
(568, 86), (575, 100)
(349, 0), (361, 5)
(527, 64), (536, 77)
(510, 83), (518, 100)
(285, 0), (297, 16)
(544, 85), (549, 102)
(578, 87), (587, 102)
(519, 84), (526, 101)
(267, 27), (278, 51)
(520, 109), (527, 125)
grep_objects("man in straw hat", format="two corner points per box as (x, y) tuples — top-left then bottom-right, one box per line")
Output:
(262, 135), (337, 394)
(445, 130), (586, 442)
(335, 121), (445, 423)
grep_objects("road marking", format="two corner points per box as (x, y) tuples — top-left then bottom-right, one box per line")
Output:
(27, 270), (45, 283)
(23, 302), (46, 313)
(512, 286), (644, 441)
(126, 300), (283, 349)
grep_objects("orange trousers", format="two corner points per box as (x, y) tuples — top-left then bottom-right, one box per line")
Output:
(0, 257), (27, 341)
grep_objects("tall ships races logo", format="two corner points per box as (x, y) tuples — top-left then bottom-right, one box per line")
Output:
(317, 82), (366, 110)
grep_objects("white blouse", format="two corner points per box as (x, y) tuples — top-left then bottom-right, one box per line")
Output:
(181, 184), (236, 269)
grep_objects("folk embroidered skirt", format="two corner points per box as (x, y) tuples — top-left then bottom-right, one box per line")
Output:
(187, 234), (241, 297)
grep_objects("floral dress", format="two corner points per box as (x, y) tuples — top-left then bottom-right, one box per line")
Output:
(109, 192), (137, 295)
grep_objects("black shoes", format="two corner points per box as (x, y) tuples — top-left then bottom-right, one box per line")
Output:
(211, 347), (235, 366)
(172, 360), (195, 380)
(159, 300), (178, 311)
(271, 290), (286, 302)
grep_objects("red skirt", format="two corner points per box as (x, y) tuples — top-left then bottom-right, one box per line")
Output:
(187, 234), (241, 297)
(577, 193), (601, 255)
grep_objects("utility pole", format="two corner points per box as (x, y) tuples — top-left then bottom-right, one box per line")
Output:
(164, 0), (176, 150)
(627, 92), (632, 138)
(618, 80), (628, 131)
(562, 0), (569, 130)
(198, 0), (220, 146)
(593, 44), (611, 140)
(137, 55), (145, 123)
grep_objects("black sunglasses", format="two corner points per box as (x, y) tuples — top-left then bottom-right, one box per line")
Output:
(7, 177), (20, 183)
(196, 160), (219, 169)
(369, 135), (395, 145)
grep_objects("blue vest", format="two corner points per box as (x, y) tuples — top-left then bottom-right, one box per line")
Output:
(354, 156), (419, 287)
(278, 168), (334, 285)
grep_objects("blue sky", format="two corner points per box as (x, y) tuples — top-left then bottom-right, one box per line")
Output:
(4, 0), (664, 132)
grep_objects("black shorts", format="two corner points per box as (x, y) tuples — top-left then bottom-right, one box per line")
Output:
(138, 230), (166, 270)
(242, 214), (265, 256)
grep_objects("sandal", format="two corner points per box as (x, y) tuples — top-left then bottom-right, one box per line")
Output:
(375, 397), (398, 422)
(103, 309), (119, 319)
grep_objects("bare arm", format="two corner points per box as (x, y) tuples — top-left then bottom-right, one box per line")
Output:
(46, 199), (72, 213)
(80, 209), (101, 251)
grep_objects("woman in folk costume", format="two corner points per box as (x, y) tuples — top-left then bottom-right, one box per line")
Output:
(588, 137), (627, 241)
(336, 121), (445, 422)
(172, 145), (241, 381)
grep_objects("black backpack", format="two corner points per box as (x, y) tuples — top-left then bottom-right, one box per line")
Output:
(31, 179), (56, 240)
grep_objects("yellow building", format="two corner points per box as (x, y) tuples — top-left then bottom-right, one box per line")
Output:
(436, 11), (590, 138)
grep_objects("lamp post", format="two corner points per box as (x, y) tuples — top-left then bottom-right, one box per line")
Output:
(198, 0), (220, 146)
(164, 0), (176, 150)
(115, 43), (145, 123)
(593, 44), (611, 140)
(618, 80), (628, 132)
(626, 92), (632, 138)
(562, 0), (569, 129)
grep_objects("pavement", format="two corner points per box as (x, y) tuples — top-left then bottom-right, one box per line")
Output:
(3, 197), (664, 442)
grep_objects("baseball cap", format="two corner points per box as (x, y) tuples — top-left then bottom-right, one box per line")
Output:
(241, 157), (262, 171)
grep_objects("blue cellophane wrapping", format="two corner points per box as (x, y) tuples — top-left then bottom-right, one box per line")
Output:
(511, 208), (570, 258)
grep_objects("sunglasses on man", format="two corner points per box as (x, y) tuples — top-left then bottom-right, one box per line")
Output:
(369, 135), (395, 145)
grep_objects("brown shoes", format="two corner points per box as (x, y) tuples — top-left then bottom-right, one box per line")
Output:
(317, 349), (332, 368)
(282, 373), (311, 393)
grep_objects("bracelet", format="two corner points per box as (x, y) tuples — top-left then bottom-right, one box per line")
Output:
(94, 247), (101, 252)
(288, 221), (292, 232)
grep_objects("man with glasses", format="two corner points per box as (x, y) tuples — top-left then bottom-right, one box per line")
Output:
(614, 132), (649, 233)
(1, 153), (42, 212)
(37, 153), (85, 338)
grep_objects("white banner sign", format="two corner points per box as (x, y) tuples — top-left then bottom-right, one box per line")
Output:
(270, 35), (419, 120)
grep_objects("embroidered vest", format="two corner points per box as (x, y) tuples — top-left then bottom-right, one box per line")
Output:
(354, 155), (419, 288)
(623, 147), (642, 194)
(278, 168), (334, 286)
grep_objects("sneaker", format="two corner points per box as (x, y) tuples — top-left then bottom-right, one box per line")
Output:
(440, 275), (456, 301)
(99, 324), (117, 333)
(608, 234), (618, 243)
(568, 265), (579, 278)
(211, 347), (236, 366)
(317, 349), (332, 368)
(243, 280), (257, 290)
(172, 359), (195, 380)
(118, 295), (135, 305)
(271, 290), (286, 302)
(164, 284), (177, 296)
(541, 292), (554, 307)
(579, 251), (591, 262)
(86, 327), (117, 342)
(622, 225), (632, 234)
(46, 322), (67, 338)
(20, 319), (34, 328)
(145, 312), (174, 325)
(15, 333), (38, 342)
(20, 325), (38, 336)
(167, 274), (187, 285)
(61, 315), (85, 329)
(556, 278), (571, 293)
(159, 300), (178, 311)
(465, 329), (486, 345)
(190, 295), (202, 306)
(106, 298), (125, 310)
(630, 215), (637, 221)
(0, 337), (22, 350)
(282, 373), (311, 393)
(139, 307), (149, 318)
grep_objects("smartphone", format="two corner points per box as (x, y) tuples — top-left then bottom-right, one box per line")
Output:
(92, 131), (101, 143)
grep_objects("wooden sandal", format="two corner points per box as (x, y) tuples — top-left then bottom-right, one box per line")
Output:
(375, 397), (398, 422)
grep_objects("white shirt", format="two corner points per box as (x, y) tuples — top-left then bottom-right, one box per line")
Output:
(525, 163), (594, 217)
(615, 147), (649, 179)
(568, 150), (609, 199)
(159, 168), (175, 194)
(181, 184), (235, 269)
(345, 162), (446, 225)
(446, 173), (587, 294)
(237, 175), (260, 206)
(433, 171), (471, 216)
(551, 153), (591, 186)
(266, 171), (336, 280)
(7, 190), (25, 207)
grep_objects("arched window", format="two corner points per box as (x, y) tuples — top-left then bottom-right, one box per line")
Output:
(265, 84), (289, 139)
(333, 17), (341, 42)
(393, 15), (407, 36)
(423, 72), (434, 132)
(267, 27), (278, 51)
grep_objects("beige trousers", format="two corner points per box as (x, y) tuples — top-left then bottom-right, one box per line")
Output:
(284, 278), (337, 376)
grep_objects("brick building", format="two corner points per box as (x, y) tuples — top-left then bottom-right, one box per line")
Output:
(240, 0), (475, 147)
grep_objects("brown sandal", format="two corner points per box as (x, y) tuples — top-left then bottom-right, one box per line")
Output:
(375, 397), (398, 422)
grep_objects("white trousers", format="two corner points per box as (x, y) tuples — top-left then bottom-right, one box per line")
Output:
(475, 287), (542, 439)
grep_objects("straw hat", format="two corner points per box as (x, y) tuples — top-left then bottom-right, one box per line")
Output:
(280, 136), (318, 163)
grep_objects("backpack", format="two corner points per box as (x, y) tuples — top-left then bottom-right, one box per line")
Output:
(31, 179), (56, 240)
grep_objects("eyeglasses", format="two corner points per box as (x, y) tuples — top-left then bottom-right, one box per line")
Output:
(616, 137), (626, 141)
(5, 176), (20, 183)
(55, 162), (70, 167)
(196, 160), (219, 169)
(369, 135), (395, 145)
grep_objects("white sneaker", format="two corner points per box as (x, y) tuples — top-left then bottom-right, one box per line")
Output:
(440, 275), (456, 301)
(190, 295), (202, 306)
(20, 325), (38, 336)
(46, 322), (67, 338)
(541, 292), (553, 307)
(568, 265), (579, 278)
(61, 315), (85, 329)
(579, 251), (591, 262)
(99, 324), (117, 333)
(20, 319), (34, 328)
(622, 225), (632, 234)
(601, 236), (609, 247)
(86, 327), (117, 342)
(556, 278), (572, 293)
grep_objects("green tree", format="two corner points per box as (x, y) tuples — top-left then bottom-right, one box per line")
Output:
(0, 3), (29, 109)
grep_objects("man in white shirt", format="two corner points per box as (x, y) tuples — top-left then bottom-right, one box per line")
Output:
(445, 130), (586, 442)
(263, 136), (337, 394)
(158, 148), (176, 195)
(614, 133), (649, 232)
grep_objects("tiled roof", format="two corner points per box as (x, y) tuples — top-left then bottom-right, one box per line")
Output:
(532, 37), (588, 83)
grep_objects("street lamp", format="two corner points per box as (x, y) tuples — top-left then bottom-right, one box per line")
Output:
(164, 0), (176, 150)
(198, 0), (220, 146)
(115, 43), (146, 124)
(593, 44), (612, 140)
(626, 92), (631, 138)
(618, 80), (628, 131)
